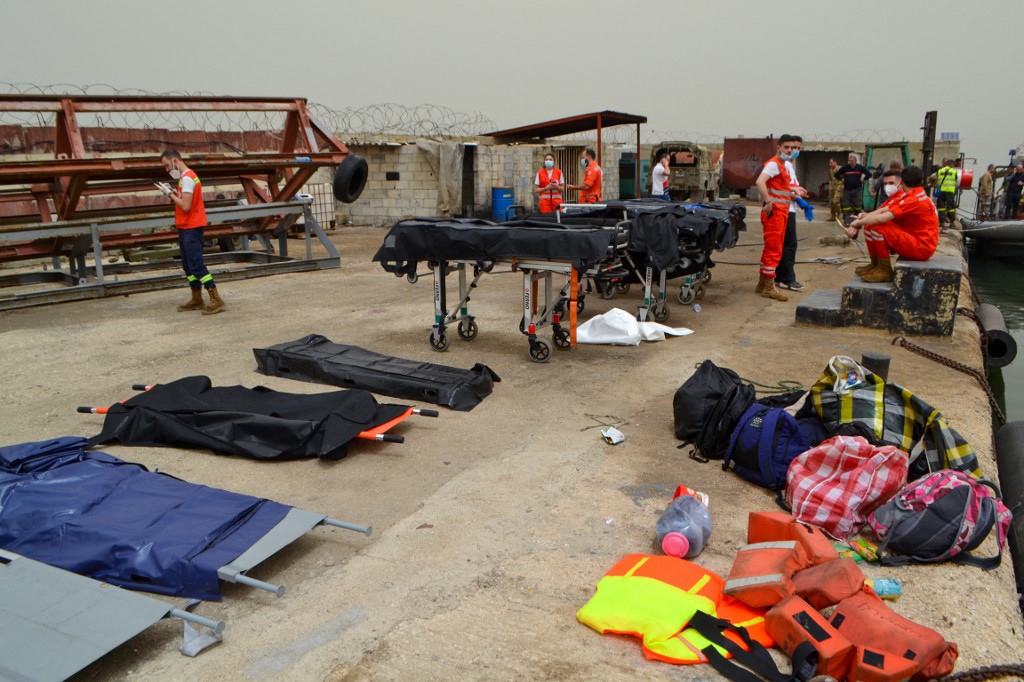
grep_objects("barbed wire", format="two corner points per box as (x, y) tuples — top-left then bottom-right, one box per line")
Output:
(0, 83), (932, 145)
(0, 82), (496, 138)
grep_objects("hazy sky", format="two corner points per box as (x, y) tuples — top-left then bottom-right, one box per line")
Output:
(2, 0), (1021, 168)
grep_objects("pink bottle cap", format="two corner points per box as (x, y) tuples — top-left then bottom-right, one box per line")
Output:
(661, 532), (690, 558)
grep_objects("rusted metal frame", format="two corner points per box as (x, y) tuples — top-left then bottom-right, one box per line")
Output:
(239, 177), (271, 204)
(596, 113), (602, 166)
(54, 99), (86, 159)
(58, 173), (88, 220)
(0, 97), (304, 113)
(0, 153), (344, 181)
(293, 100), (319, 153)
(305, 111), (347, 154)
(273, 166), (317, 204)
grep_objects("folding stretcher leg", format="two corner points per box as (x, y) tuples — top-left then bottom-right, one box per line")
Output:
(521, 269), (551, 363)
(429, 261), (451, 351)
(653, 268), (670, 322)
(677, 267), (708, 305)
(637, 264), (654, 322)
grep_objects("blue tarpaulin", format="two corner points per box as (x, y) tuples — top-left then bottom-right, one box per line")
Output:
(0, 436), (291, 600)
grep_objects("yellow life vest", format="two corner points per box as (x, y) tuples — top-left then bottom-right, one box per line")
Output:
(577, 554), (773, 664)
(938, 165), (957, 193)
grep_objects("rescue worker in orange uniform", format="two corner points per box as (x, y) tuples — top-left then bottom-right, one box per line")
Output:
(852, 168), (903, 276)
(568, 147), (602, 203)
(753, 135), (800, 301)
(533, 152), (564, 213)
(846, 166), (939, 283)
(158, 150), (225, 315)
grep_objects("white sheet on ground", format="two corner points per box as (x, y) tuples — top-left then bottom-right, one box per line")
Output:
(576, 308), (693, 345)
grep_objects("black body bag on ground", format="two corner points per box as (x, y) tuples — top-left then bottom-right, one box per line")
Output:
(254, 334), (499, 412)
(89, 375), (410, 461)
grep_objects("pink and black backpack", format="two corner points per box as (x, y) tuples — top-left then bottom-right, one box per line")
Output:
(868, 470), (1013, 570)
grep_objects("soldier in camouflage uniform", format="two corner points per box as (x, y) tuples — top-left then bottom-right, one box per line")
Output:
(827, 158), (843, 221)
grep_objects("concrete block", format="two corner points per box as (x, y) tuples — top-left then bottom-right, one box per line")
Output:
(796, 290), (848, 328)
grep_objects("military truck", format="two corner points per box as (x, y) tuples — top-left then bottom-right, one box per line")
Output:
(651, 141), (719, 202)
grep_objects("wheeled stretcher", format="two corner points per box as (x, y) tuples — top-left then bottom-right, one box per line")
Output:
(373, 218), (622, 363)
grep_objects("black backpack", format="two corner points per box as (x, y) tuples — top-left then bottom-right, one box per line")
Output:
(674, 360), (749, 442)
(690, 381), (756, 461)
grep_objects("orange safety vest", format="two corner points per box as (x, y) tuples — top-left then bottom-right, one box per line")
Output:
(577, 554), (773, 665)
(537, 167), (563, 213)
(175, 169), (207, 230)
(763, 156), (793, 209)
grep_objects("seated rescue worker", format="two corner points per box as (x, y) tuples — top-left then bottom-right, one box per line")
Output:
(845, 166), (938, 283)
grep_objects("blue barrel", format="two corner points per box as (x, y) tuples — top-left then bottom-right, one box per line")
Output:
(491, 187), (514, 222)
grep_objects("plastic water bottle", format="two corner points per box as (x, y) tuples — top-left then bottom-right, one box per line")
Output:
(655, 488), (713, 559)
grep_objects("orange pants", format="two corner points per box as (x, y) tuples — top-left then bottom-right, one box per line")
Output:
(864, 222), (936, 261)
(760, 205), (788, 277)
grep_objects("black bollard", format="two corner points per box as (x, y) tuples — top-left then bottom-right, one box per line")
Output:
(861, 351), (890, 381)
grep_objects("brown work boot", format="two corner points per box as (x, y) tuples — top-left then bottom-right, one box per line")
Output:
(861, 258), (894, 283)
(855, 256), (878, 276)
(177, 288), (204, 312)
(760, 278), (788, 301)
(201, 287), (226, 315)
(754, 275), (766, 293)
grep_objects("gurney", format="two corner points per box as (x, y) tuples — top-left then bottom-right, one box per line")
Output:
(373, 217), (622, 362)
(532, 199), (745, 321)
(0, 548), (224, 682)
(0, 436), (373, 601)
(83, 375), (437, 458)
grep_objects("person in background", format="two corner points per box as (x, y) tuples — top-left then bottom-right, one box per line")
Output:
(157, 149), (225, 315)
(753, 134), (798, 302)
(934, 158), (958, 228)
(845, 166), (938, 283)
(1003, 164), (1024, 220)
(651, 150), (671, 201)
(827, 158), (843, 222)
(978, 164), (995, 221)
(835, 152), (871, 225)
(533, 152), (564, 213)
(869, 158), (904, 203)
(567, 147), (602, 204)
(776, 135), (811, 292)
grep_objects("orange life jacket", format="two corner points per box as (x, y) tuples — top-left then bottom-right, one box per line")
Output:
(763, 156), (793, 210)
(537, 167), (563, 213)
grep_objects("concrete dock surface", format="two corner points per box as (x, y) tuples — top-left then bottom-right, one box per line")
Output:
(1, 216), (1021, 680)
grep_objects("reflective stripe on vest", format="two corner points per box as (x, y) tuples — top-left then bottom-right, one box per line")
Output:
(765, 157), (794, 207)
(938, 166), (957, 192)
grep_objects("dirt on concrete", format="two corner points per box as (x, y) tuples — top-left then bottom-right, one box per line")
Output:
(1, 213), (1021, 681)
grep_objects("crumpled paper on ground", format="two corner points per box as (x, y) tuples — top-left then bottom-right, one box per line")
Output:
(576, 308), (693, 346)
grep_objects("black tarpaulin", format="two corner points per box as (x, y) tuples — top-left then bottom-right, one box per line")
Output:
(89, 375), (410, 460)
(372, 217), (620, 276)
(0, 436), (291, 600)
(253, 334), (499, 411)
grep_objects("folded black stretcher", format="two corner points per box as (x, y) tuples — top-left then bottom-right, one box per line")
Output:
(254, 334), (499, 411)
(87, 375), (420, 460)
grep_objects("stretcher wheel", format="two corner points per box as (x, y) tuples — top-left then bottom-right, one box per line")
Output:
(406, 272), (419, 284)
(615, 281), (630, 294)
(598, 281), (615, 299)
(654, 304), (670, 323)
(428, 332), (450, 352)
(552, 328), (571, 350)
(702, 270), (712, 284)
(677, 288), (695, 305)
(528, 340), (551, 363)
(457, 319), (478, 340)
(694, 282), (706, 300)
(576, 297), (585, 314)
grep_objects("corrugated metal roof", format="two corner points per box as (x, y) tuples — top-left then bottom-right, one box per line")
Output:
(485, 111), (647, 141)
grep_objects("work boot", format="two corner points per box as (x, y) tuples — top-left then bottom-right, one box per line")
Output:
(201, 287), (226, 315)
(861, 258), (894, 283)
(755, 275), (766, 293)
(855, 256), (878, 276)
(177, 288), (204, 312)
(760, 278), (788, 301)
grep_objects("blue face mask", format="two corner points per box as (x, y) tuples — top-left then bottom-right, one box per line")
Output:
(581, 158), (589, 168)
(545, 159), (554, 170)
(779, 151), (793, 161)
(791, 149), (800, 160)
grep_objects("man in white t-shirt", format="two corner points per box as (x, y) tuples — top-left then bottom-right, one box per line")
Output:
(777, 135), (810, 291)
(651, 151), (671, 201)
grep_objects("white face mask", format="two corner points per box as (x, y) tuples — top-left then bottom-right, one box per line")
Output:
(168, 162), (181, 180)
(884, 184), (899, 197)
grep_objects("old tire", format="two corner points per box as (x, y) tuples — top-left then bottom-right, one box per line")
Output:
(333, 154), (368, 204)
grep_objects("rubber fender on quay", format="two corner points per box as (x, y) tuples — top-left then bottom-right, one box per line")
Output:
(333, 154), (369, 204)
(995, 421), (1024, 594)
(975, 303), (1017, 369)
